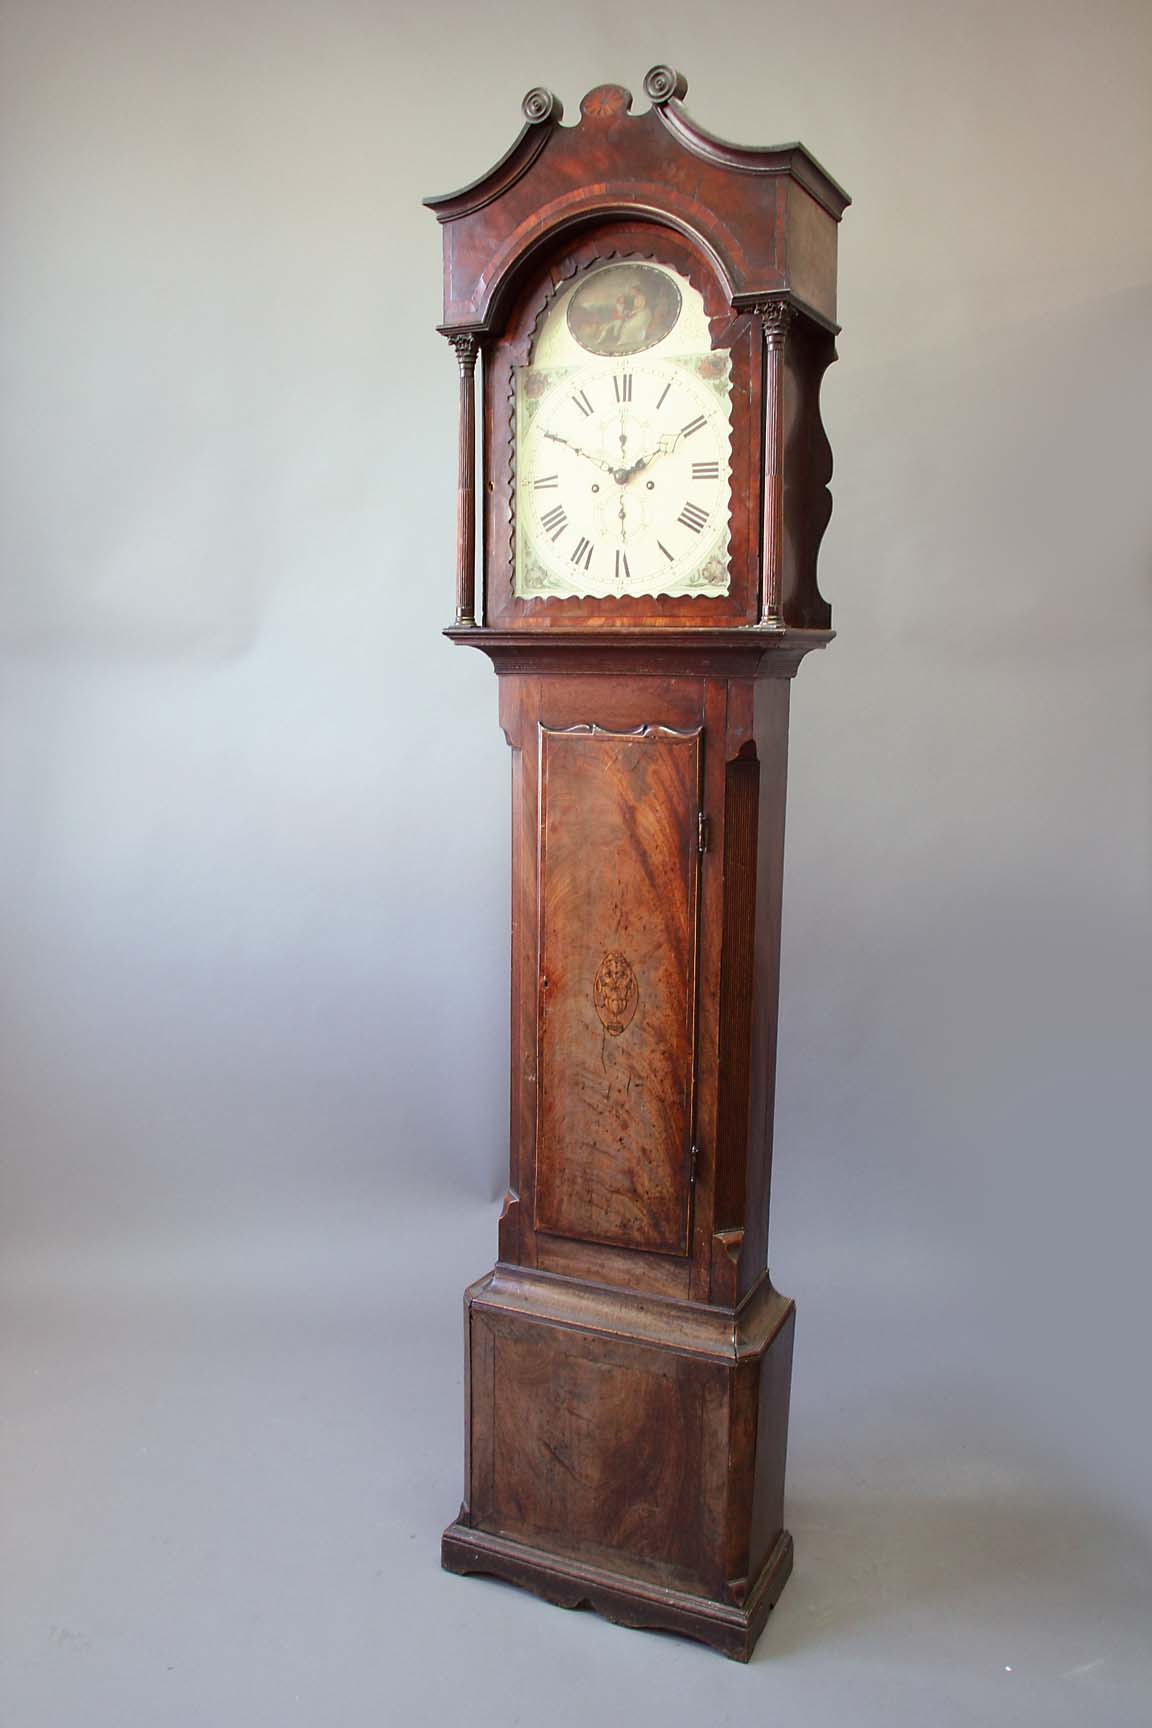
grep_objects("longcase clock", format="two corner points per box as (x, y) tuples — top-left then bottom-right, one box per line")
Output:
(425, 67), (849, 1661)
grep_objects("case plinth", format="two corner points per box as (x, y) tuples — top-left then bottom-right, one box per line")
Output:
(442, 1264), (795, 1661)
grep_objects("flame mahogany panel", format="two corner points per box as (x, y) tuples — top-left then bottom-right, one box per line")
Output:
(535, 723), (702, 1255)
(476, 1311), (728, 1595)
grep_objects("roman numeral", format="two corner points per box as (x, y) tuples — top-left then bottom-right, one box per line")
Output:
(613, 373), (632, 403)
(572, 389), (594, 417)
(539, 505), (567, 540)
(678, 502), (710, 534)
(655, 381), (672, 410)
(657, 541), (674, 561)
(692, 461), (719, 480)
(570, 536), (594, 571)
(615, 549), (631, 583)
(680, 415), (707, 438)
(533, 473), (559, 489)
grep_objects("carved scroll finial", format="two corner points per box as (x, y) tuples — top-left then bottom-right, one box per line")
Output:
(643, 64), (688, 105)
(522, 86), (562, 124)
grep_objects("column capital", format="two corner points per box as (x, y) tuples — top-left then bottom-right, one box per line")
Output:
(447, 331), (480, 372)
(752, 299), (795, 346)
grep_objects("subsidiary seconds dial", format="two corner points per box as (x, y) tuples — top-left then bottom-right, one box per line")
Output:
(515, 356), (732, 600)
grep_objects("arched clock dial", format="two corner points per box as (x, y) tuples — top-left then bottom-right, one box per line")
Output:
(512, 261), (733, 601)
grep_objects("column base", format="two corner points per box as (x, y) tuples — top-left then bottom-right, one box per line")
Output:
(442, 1520), (793, 1662)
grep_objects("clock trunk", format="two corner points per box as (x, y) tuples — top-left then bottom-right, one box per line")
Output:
(441, 652), (809, 1659)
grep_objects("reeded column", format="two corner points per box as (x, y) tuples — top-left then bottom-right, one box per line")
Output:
(448, 332), (480, 627)
(756, 300), (794, 630)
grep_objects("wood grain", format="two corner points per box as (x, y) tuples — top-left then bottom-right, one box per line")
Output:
(536, 724), (701, 1254)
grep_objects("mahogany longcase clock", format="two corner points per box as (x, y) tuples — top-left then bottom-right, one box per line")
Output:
(425, 67), (849, 1661)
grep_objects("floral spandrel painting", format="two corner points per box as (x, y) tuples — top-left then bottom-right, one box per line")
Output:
(566, 264), (682, 357)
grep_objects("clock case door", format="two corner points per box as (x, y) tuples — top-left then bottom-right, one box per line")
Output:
(495, 665), (789, 1312)
(484, 221), (763, 632)
(535, 717), (703, 1258)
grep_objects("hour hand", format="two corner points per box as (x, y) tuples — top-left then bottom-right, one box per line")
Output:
(620, 432), (682, 480)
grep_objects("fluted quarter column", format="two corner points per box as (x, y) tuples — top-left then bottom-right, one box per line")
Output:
(448, 332), (480, 627)
(755, 300), (794, 630)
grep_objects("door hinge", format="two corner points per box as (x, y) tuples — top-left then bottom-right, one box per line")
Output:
(697, 811), (710, 855)
(690, 1144), (700, 1186)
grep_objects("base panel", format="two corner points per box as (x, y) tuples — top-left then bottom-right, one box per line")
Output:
(441, 1521), (793, 1662)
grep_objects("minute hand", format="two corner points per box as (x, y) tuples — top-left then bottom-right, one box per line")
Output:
(542, 430), (616, 473)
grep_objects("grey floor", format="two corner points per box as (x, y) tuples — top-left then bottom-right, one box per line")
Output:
(3, 1196), (1150, 1728)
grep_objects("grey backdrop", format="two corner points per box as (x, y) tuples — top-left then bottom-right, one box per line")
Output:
(2, 3), (1150, 1724)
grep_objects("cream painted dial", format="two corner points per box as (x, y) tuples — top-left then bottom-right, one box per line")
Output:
(516, 357), (731, 598)
(512, 260), (733, 601)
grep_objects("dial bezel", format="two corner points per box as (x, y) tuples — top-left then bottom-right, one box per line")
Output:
(482, 219), (763, 632)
